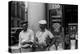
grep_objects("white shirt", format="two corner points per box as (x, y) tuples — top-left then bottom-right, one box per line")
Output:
(36, 29), (54, 45)
(19, 29), (34, 47)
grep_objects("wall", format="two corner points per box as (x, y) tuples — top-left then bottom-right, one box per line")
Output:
(28, 2), (45, 33)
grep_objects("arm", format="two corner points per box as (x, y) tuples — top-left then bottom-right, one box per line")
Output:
(47, 31), (55, 47)
(48, 31), (54, 39)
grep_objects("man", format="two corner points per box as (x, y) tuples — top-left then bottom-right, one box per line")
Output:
(18, 21), (34, 52)
(35, 20), (54, 51)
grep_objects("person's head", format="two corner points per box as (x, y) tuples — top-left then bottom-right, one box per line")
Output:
(21, 21), (28, 31)
(38, 20), (47, 31)
(39, 24), (46, 31)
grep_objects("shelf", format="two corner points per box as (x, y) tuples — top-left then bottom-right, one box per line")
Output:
(51, 15), (61, 18)
(11, 27), (22, 30)
(68, 23), (78, 26)
(11, 31), (16, 34)
(51, 19), (62, 22)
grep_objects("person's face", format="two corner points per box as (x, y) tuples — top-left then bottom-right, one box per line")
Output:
(40, 24), (45, 30)
(23, 24), (28, 30)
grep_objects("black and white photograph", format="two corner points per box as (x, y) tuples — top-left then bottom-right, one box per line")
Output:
(8, 1), (78, 53)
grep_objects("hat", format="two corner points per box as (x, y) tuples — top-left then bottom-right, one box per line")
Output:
(38, 20), (47, 24)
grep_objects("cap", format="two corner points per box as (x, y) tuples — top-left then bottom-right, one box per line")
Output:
(38, 20), (47, 24)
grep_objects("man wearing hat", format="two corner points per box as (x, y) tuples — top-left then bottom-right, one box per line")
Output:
(18, 21), (34, 52)
(35, 20), (54, 51)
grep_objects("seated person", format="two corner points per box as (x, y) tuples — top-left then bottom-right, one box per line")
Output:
(18, 21), (34, 49)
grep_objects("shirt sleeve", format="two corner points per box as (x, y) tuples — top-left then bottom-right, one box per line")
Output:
(30, 30), (34, 42)
(35, 32), (39, 43)
(18, 32), (22, 48)
(48, 30), (54, 38)
(36, 32), (39, 38)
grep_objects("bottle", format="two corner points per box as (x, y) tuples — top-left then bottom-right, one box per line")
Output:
(57, 43), (63, 50)
(70, 39), (76, 49)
